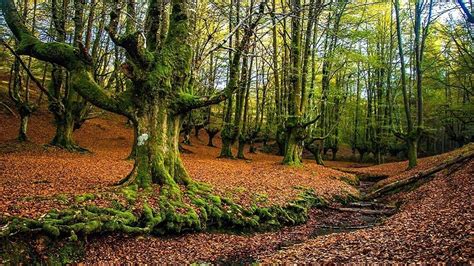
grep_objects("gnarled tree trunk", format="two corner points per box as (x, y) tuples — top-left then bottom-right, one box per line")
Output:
(120, 101), (190, 188)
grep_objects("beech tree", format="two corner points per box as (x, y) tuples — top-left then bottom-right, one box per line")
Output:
(393, 0), (434, 168)
(2, 0), (41, 142)
(280, 0), (322, 165)
(1, 0), (262, 189)
(220, 0), (264, 159)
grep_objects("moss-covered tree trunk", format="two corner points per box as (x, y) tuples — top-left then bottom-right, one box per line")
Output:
(219, 2), (262, 159)
(51, 113), (76, 149)
(47, 0), (88, 152)
(220, 53), (248, 159)
(49, 76), (87, 151)
(314, 141), (324, 165)
(282, 0), (303, 166)
(237, 52), (252, 160)
(283, 127), (303, 165)
(9, 52), (34, 142)
(119, 101), (190, 188)
(219, 126), (236, 158)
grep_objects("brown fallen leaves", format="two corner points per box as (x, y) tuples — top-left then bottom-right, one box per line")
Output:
(261, 159), (474, 263)
(1, 111), (472, 264)
(0, 111), (356, 216)
(335, 144), (474, 186)
(0, 112), (134, 218)
(85, 159), (474, 264)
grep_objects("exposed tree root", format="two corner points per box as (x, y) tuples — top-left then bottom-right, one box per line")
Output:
(365, 149), (474, 200)
(0, 183), (327, 240)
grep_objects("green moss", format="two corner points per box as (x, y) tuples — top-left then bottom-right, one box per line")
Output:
(111, 199), (125, 210)
(339, 175), (360, 186)
(42, 223), (60, 237)
(122, 185), (138, 203)
(333, 192), (359, 205)
(143, 202), (163, 230)
(48, 241), (84, 265)
(253, 193), (269, 204)
(0, 236), (84, 264)
(56, 194), (69, 204)
(1, 184), (328, 244)
(208, 195), (221, 205)
(74, 193), (95, 203)
(69, 230), (78, 242)
(83, 221), (101, 234)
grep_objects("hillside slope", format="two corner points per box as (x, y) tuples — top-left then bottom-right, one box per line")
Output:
(261, 155), (473, 263)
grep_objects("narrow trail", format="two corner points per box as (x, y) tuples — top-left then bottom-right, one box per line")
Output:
(310, 176), (395, 237)
(218, 171), (398, 264)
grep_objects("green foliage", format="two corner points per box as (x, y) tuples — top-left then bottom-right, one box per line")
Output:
(74, 193), (95, 203)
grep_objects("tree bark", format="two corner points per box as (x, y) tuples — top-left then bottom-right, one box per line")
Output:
(2, 0), (264, 190)
(282, 0), (303, 165)
(120, 103), (190, 188)
(18, 109), (29, 142)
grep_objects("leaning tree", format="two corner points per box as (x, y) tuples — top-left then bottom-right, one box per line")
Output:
(1, 0), (257, 189)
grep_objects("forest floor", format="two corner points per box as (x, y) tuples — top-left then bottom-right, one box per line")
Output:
(0, 109), (473, 263)
(0, 110), (358, 217)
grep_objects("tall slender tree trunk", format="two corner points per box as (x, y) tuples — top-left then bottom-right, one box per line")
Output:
(283, 0), (303, 165)
(48, 0), (88, 151)
(237, 58), (252, 159)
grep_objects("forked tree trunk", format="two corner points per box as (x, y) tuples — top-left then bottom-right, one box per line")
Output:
(205, 128), (219, 147)
(219, 127), (236, 158)
(119, 102), (190, 188)
(50, 94), (87, 152)
(207, 135), (215, 147)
